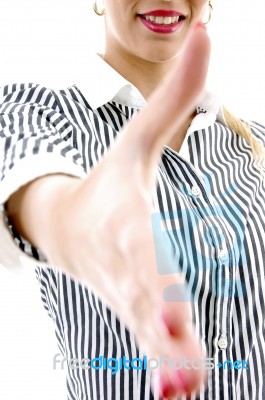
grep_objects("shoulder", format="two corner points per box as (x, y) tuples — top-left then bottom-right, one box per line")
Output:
(0, 83), (93, 115)
(0, 82), (49, 99)
(0, 83), (57, 111)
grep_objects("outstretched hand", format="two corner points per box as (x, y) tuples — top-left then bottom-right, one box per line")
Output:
(17, 22), (211, 399)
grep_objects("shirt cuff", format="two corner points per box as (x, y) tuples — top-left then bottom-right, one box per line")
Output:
(0, 153), (87, 272)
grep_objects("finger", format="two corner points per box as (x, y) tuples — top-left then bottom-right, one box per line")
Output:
(118, 216), (206, 395)
(120, 22), (211, 178)
(117, 215), (199, 341)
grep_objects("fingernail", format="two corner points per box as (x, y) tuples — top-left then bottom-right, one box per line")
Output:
(159, 374), (176, 398)
(173, 370), (187, 392)
(195, 21), (207, 30)
(159, 309), (175, 336)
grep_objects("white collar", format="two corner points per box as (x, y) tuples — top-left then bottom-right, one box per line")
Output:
(72, 52), (146, 110)
(69, 52), (226, 159)
(72, 52), (225, 122)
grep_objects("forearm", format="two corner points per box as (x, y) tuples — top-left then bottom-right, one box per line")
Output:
(6, 174), (81, 254)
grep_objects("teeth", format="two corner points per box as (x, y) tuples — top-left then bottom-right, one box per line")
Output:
(145, 15), (180, 24)
(163, 17), (172, 25)
(155, 16), (164, 24)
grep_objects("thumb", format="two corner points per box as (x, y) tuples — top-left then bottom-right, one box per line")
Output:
(120, 22), (211, 180)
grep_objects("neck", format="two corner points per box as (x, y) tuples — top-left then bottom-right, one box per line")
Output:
(103, 46), (179, 100)
(103, 47), (195, 152)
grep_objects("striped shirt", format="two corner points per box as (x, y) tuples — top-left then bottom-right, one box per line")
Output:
(0, 54), (265, 400)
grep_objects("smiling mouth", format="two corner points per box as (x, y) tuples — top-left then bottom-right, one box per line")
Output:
(137, 11), (186, 33)
(141, 15), (185, 25)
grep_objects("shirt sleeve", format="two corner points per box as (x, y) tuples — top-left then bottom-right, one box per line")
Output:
(0, 83), (87, 272)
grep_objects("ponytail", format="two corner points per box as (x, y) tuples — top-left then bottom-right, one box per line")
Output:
(222, 106), (265, 165)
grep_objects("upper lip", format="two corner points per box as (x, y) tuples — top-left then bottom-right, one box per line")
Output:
(140, 9), (185, 17)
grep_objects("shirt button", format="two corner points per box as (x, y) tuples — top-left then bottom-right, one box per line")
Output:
(218, 248), (228, 261)
(218, 335), (228, 350)
(191, 186), (201, 196)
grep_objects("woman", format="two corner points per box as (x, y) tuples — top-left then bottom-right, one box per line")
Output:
(0, 0), (264, 399)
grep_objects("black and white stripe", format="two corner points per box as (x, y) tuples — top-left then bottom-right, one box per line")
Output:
(1, 82), (265, 399)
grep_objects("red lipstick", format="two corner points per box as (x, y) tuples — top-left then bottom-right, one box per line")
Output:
(142, 10), (183, 17)
(138, 9), (185, 34)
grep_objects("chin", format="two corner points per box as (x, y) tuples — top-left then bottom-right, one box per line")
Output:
(141, 50), (182, 64)
(137, 42), (184, 64)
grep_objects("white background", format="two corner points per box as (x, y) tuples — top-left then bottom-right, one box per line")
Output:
(0, 1), (265, 399)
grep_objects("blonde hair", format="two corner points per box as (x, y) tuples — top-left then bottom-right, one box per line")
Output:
(222, 106), (265, 165)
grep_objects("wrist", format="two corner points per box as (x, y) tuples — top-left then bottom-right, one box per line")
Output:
(6, 174), (81, 253)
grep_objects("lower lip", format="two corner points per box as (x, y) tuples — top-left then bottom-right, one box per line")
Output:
(139, 16), (184, 34)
